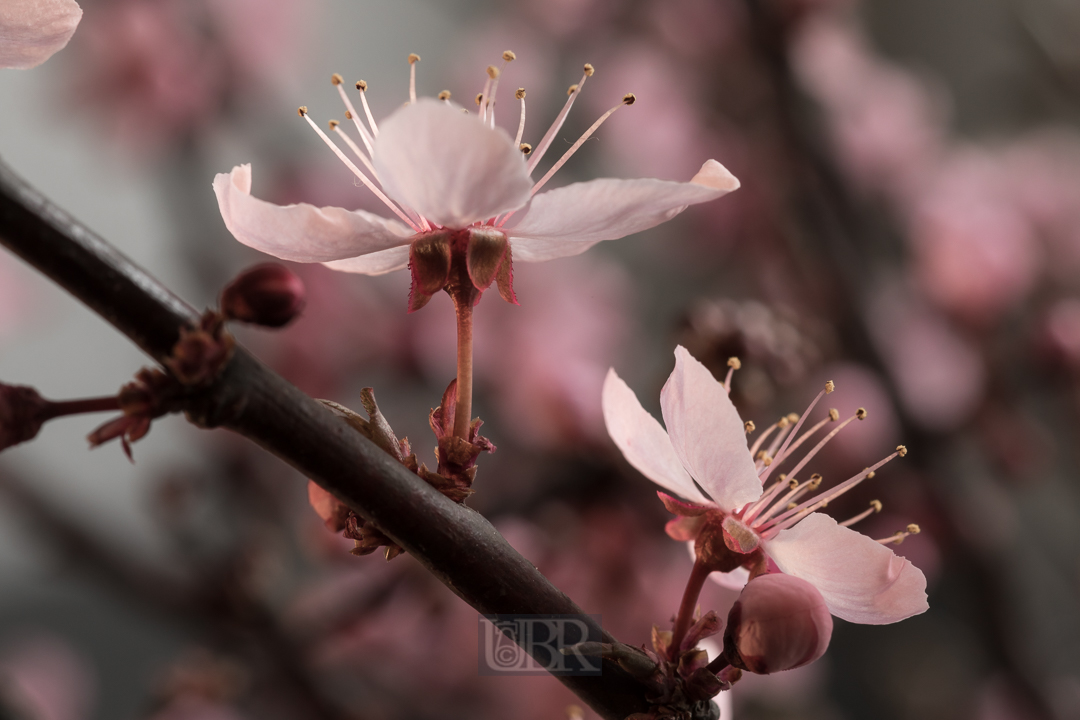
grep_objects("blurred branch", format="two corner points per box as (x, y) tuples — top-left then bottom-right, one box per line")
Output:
(0, 159), (653, 720)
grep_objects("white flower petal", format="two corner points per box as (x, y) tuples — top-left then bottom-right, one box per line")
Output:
(0, 0), (81, 70)
(322, 246), (411, 276)
(507, 160), (739, 263)
(373, 99), (533, 229)
(213, 164), (414, 263)
(602, 369), (707, 503)
(765, 512), (929, 625)
(659, 347), (762, 510)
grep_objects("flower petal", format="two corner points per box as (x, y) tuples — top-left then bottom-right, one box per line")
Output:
(602, 368), (706, 503)
(322, 246), (411, 276)
(373, 99), (533, 228)
(764, 512), (929, 624)
(659, 346), (761, 511)
(0, 0), (81, 70)
(213, 164), (414, 263)
(507, 160), (739, 262)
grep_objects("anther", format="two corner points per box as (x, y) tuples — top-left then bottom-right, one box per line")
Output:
(328, 119), (339, 129)
(907, 523), (921, 534)
(344, 110), (353, 119)
(867, 470), (876, 479)
(824, 380), (835, 394)
(745, 420), (756, 434)
(761, 453), (773, 466)
(438, 90), (451, 100)
(331, 73), (344, 86)
(519, 143), (532, 154)
(896, 445), (908, 457)
(828, 408), (839, 421)
(583, 63), (595, 76)
(787, 413), (799, 423)
(870, 500), (882, 512)
(856, 407), (867, 420)
(475, 93), (484, 106)
(503, 50), (516, 62)
(487, 65), (500, 79)
(728, 357), (742, 370)
(567, 83), (579, 96)
(778, 416), (790, 429)
(356, 80), (368, 91)
(808, 474), (823, 489)
(408, 53), (421, 64)
(788, 477), (799, 489)
(297, 106), (308, 117)
(787, 503), (796, 510)
(515, 88), (526, 99)
(623, 93), (636, 105)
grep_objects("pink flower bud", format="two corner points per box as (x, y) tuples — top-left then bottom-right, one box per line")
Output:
(220, 263), (306, 327)
(0, 384), (50, 451)
(723, 574), (833, 674)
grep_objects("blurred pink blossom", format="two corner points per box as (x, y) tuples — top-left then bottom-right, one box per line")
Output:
(0, 634), (95, 720)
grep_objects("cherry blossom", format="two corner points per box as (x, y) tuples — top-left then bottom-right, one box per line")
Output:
(0, 0), (81, 69)
(213, 57), (739, 309)
(602, 345), (928, 624)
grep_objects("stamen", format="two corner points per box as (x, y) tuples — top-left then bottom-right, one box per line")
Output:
(759, 383), (832, 486)
(333, 78), (375, 156)
(748, 419), (783, 458)
(438, 90), (451, 101)
(770, 413), (862, 490)
(329, 120), (379, 179)
(839, 500), (883, 527)
(752, 476), (816, 524)
(503, 50), (517, 62)
(744, 420), (756, 434)
(760, 414), (831, 477)
(525, 64), (594, 174)
(408, 53), (421, 104)
(478, 74), (492, 122)
(519, 143), (532, 155)
(876, 524), (919, 545)
(514, 88), (527, 148)
(759, 449), (905, 535)
(299, 108), (419, 231)
(486, 65), (501, 128)
(724, 357), (741, 391)
(742, 473), (794, 523)
(355, 80), (379, 138)
(528, 94), (635, 197)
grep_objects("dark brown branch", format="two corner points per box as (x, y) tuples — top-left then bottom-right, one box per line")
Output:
(0, 159), (654, 720)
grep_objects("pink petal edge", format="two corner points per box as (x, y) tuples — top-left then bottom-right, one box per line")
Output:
(0, 0), (82, 70)
(659, 346), (762, 511)
(764, 512), (929, 625)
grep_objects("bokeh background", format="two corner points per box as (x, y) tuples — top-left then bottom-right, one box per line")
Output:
(2, 0), (1080, 718)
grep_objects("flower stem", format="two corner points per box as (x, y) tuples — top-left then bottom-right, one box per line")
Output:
(453, 297), (474, 441)
(41, 395), (121, 421)
(669, 557), (712, 660)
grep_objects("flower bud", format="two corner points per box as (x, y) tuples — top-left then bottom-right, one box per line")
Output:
(220, 263), (306, 327)
(0, 384), (49, 451)
(723, 574), (832, 674)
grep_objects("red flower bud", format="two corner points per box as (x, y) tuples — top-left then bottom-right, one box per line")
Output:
(0, 384), (49, 451)
(220, 263), (306, 327)
(723, 574), (832, 674)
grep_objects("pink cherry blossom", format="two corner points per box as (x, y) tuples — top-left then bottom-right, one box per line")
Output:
(213, 58), (739, 299)
(0, 0), (81, 69)
(602, 346), (928, 624)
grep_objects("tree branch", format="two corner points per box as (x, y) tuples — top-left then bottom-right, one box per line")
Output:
(0, 159), (654, 720)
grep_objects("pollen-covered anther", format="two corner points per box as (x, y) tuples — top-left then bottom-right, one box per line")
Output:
(486, 65), (500, 79)
(438, 90), (451, 100)
(519, 143), (532, 155)
(502, 50), (516, 62)
(583, 63), (595, 76)
(867, 470), (876, 479)
(824, 380), (835, 394)
(356, 80), (368, 91)
(896, 445), (908, 457)
(777, 416), (791, 429)
(297, 106), (308, 117)
(475, 93), (484, 106)
(744, 420), (756, 434)
(856, 407), (867, 420)
(344, 110), (353, 119)
(331, 73), (343, 86)
(787, 477), (799, 489)
(515, 88), (526, 99)
(828, 408), (839, 421)
(328, 119), (339, 129)
(871, 500), (883, 512)
(728, 357), (742, 370)
(808, 474), (823, 490)
(907, 523), (921, 534)
(623, 93), (637, 105)
(567, 83), (579, 96)
(787, 413), (799, 423)
(408, 53), (421, 64)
